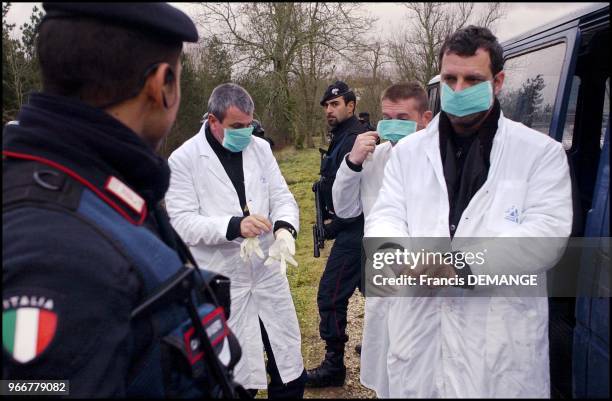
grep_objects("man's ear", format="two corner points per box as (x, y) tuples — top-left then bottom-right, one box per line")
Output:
(207, 112), (223, 132)
(423, 110), (433, 125)
(347, 100), (356, 114)
(493, 71), (505, 96)
(144, 63), (177, 109)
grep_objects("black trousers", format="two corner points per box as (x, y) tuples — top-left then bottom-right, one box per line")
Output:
(316, 228), (363, 350)
(247, 318), (307, 399)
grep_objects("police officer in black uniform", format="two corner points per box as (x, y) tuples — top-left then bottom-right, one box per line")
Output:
(358, 112), (375, 131)
(306, 81), (368, 387)
(3, 3), (244, 398)
(251, 119), (275, 149)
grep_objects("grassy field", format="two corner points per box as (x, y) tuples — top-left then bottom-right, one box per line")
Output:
(270, 146), (375, 399)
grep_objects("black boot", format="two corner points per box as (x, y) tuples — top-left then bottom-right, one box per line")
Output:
(305, 348), (346, 388)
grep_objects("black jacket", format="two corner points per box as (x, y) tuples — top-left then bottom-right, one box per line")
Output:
(319, 115), (367, 240)
(2, 93), (213, 397)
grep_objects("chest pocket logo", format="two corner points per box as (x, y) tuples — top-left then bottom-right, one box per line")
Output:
(504, 205), (520, 223)
(486, 180), (527, 232)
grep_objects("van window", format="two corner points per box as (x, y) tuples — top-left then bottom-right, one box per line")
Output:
(499, 43), (567, 135)
(562, 76), (581, 150)
(428, 85), (438, 113)
(602, 77), (610, 148)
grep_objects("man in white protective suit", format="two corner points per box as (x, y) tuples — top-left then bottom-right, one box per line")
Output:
(331, 83), (432, 398)
(165, 83), (306, 398)
(364, 26), (572, 398)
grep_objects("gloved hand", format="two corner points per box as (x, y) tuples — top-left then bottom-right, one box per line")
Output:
(323, 220), (339, 240)
(264, 229), (298, 275)
(240, 236), (264, 262)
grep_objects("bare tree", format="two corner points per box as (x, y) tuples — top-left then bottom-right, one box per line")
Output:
(347, 40), (393, 125)
(197, 2), (373, 147)
(388, 2), (505, 88)
(290, 3), (375, 147)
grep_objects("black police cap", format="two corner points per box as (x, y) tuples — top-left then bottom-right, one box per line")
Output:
(42, 2), (199, 43)
(320, 80), (354, 106)
(251, 119), (265, 138)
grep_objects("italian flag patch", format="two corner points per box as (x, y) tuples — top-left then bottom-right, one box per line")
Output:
(3, 307), (57, 363)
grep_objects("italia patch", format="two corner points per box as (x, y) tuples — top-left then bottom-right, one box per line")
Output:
(3, 295), (57, 363)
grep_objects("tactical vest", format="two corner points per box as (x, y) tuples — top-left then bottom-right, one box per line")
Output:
(2, 153), (242, 397)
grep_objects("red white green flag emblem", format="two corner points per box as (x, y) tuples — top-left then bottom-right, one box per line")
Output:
(3, 307), (57, 363)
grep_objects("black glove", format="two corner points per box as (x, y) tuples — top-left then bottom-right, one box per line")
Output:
(323, 220), (340, 240)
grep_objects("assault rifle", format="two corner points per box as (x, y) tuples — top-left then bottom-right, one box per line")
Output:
(312, 148), (328, 258)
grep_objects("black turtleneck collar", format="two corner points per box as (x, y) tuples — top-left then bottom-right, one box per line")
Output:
(439, 98), (501, 237)
(439, 98), (501, 168)
(3, 92), (170, 205)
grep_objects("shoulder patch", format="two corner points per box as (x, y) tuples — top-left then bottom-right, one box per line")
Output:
(3, 295), (57, 363)
(104, 176), (145, 214)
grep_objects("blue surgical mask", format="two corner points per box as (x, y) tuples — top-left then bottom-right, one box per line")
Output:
(440, 80), (493, 117)
(222, 126), (254, 152)
(377, 119), (418, 143)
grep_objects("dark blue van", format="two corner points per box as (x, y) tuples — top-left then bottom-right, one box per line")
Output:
(428, 4), (609, 398)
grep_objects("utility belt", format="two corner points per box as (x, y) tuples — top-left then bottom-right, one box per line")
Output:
(2, 155), (248, 398)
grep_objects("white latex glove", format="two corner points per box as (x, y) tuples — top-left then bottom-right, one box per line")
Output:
(240, 236), (265, 262)
(264, 229), (298, 275)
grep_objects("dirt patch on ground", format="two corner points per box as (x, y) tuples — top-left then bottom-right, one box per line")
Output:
(303, 291), (376, 399)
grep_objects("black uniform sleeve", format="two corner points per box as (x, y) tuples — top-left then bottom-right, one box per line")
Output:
(273, 220), (297, 239)
(2, 207), (142, 397)
(345, 153), (363, 171)
(335, 132), (360, 168)
(226, 216), (245, 240)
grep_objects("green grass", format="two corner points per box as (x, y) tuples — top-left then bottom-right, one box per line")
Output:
(256, 145), (375, 398)
(274, 146), (331, 361)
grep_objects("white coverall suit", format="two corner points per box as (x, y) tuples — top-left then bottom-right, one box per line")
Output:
(165, 122), (304, 389)
(365, 112), (572, 397)
(332, 141), (395, 397)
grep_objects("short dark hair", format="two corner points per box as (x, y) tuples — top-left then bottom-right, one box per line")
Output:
(438, 25), (504, 75)
(37, 18), (182, 107)
(381, 82), (429, 114)
(342, 92), (357, 110)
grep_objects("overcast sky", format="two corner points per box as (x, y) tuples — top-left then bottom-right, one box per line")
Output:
(4, 2), (607, 43)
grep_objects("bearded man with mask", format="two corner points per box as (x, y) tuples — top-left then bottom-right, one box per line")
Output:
(332, 82), (432, 397)
(364, 26), (572, 397)
(165, 83), (306, 398)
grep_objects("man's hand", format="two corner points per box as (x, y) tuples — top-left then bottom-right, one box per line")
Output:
(402, 262), (456, 289)
(323, 220), (338, 240)
(240, 214), (272, 238)
(348, 131), (379, 166)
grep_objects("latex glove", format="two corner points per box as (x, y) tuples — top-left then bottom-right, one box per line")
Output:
(240, 237), (264, 262)
(264, 229), (298, 275)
